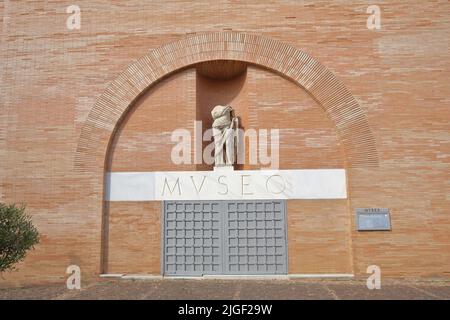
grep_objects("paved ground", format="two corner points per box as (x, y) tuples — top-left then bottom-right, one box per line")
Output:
(1, 278), (449, 300)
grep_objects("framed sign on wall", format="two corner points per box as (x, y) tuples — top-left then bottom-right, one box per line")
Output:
(356, 208), (391, 231)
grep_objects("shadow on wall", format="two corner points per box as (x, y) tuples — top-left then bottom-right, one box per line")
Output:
(196, 60), (248, 171)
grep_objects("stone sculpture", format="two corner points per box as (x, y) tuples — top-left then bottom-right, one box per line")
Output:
(211, 105), (238, 167)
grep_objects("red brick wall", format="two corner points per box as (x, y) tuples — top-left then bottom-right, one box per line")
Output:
(288, 200), (352, 274)
(108, 69), (197, 172)
(106, 69), (196, 274)
(105, 64), (348, 275)
(107, 202), (161, 274)
(1, 1), (449, 286)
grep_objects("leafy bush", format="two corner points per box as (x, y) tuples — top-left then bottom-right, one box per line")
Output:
(0, 203), (40, 273)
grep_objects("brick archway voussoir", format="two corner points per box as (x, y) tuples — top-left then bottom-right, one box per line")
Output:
(74, 32), (378, 172)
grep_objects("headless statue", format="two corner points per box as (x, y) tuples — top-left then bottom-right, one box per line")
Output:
(211, 105), (237, 167)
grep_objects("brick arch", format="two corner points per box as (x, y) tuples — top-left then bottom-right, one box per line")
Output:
(75, 32), (378, 171)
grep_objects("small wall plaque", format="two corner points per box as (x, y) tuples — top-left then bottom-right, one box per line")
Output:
(356, 208), (391, 231)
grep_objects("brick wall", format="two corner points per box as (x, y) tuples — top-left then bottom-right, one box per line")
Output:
(1, 0), (449, 286)
(106, 64), (348, 275)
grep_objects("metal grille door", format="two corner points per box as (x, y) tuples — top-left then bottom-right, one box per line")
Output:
(224, 201), (287, 274)
(163, 201), (222, 275)
(163, 200), (287, 276)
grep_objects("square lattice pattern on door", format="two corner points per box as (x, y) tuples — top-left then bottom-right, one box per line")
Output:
(163, 200), (287, 276)
(224, 201), (287, 274)
(164, 202), (222, 275)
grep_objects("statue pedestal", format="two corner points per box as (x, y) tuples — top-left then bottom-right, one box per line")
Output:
(213, 165), (234, 172)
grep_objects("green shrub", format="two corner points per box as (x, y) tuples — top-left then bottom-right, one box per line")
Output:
(0, 203), (40, 273)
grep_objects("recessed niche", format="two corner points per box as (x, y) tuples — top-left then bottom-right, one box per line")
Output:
(196, 60), (247, 80)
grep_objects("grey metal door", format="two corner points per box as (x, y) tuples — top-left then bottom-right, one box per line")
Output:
(223, 200), (287, 275)
(163, 201), (223, 276)
(163, 200), (287, 276)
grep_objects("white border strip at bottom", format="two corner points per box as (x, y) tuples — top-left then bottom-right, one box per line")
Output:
(100, 274), (354, 280)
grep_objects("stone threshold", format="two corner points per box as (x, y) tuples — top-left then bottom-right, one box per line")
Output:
(99, 274), (355, 280)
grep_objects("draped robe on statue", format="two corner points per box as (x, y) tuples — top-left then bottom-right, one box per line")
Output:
(211, 105), (235, 166)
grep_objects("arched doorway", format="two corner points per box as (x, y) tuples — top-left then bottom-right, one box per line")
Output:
(74, 32), (378, 275)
